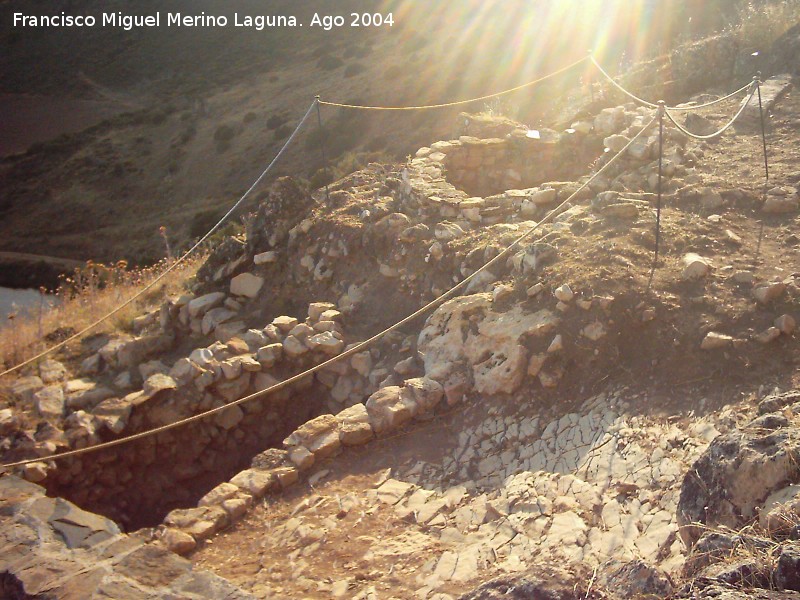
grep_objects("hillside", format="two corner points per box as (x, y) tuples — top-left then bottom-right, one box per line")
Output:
(0, 0), (775, 269)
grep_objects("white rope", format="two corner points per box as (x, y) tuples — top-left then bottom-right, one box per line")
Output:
(590, 55), (753, 112)
(665, 84), (757, 140)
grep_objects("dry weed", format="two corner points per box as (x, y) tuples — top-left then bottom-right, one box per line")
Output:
(0, 255), (205, 374)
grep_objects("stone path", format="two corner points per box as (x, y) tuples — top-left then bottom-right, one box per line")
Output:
(196, 389), (742, 599)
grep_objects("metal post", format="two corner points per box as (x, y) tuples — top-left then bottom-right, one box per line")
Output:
(654, 101), (665, 270)
(314, 96), (331, 203)
(755, 75), (769, 261)
(755, 74), (769, 184)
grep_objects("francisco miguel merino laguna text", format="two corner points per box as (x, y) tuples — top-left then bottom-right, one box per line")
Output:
(13, 12), (300, 31)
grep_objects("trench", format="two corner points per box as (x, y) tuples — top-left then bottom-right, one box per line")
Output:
(41, 378), (331, 532)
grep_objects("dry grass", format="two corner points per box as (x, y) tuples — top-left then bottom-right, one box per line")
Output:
(0, 255), (205, 374)
(732, 0), (800, 51)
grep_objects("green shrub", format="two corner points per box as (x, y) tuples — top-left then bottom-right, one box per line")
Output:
(213, 123), (237, 142)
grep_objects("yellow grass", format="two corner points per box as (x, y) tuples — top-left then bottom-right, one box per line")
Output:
(0, 255), (205, 376)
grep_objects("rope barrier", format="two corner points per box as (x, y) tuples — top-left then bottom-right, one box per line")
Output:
(590, 55), (753, 112)
(318, 56), (589, 111)
(590, 56), (659, 108)
(0, 101), (319, 380)
(1, 112), (659, 471)
(664, 81), (754, 112)
(664, 84), (757, 140)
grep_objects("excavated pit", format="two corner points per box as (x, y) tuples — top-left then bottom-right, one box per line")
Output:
(40, 380), (330, 532)
(441, 122), (601, 198)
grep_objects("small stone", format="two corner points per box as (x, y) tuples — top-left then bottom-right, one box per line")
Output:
(753, 282), (786, 304)
(80, 354), (101, 375)
(230, 272), (264, 298)
(582, 321), (607, 341)
(229, 468), (276, 498)
(214, 404), (244, 430)
(256, 343), (283, 368)
(763, 195), (799, 213)
(306, 331), (345, 356)
(222, 498), (250, 520)
(775, 314), (796, 335)
(434, 221), (466, 241)
(38, 359), (67, 384)
(492, 284), (514, 303)
(253, 251), (277, 265)
(530, 188), (557, 206)
(220, 359), (243, 380)
(308, 302), (336, 322)
(289, 446), (315, 471)
(701, 332), (734, 350)
(21, 461), (49, 483)
(188, 292), (226, 318)
(272, 315), (299, 332)
(283, 335), (308, 358)
(526, 283), (544, 297)
(198, 482), (240, 507)
(226, 337), (250, 355)
(754, 327), (782, 344)
(527, 353), (546, 377)
(554, 284), (574, 303)
(682, 253), (713, 280)
(142, 374), (177, 398)
(547, 335), (563, 353)
(9, 376), (44, 402)
(161, 528), (197, 555)
(34, 386), (65, 420)
(604, 134), (630, 153)
(731, 271), (755, 284)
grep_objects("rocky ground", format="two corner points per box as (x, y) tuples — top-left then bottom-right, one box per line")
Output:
(1, 67), (799, 598)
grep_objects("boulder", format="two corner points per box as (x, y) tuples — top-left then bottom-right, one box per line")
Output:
(8, 375), (44, 403)
(91, 397), (133, 434)
(188, 292), (226, 319)
(306, 331), (345, 356)
(230, 272), (264, 298)
(365, 386), (414, 434)
(0, 408), (20, 435)
(34, 386), (65, 420)
(201, 307), (237, 336)
(256, 343), (283, 368)
(142, 374), (178, 398)
(753, 282), (786, 304)
(164, 505), (228, 540)
(700, 332), (734, 350)
(229, 468), (276, 498)
(418, 294), (558, 396)
(678, 412), (800, 548)
(682, 253), (713, 279)
(38, 359), (67, 384)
